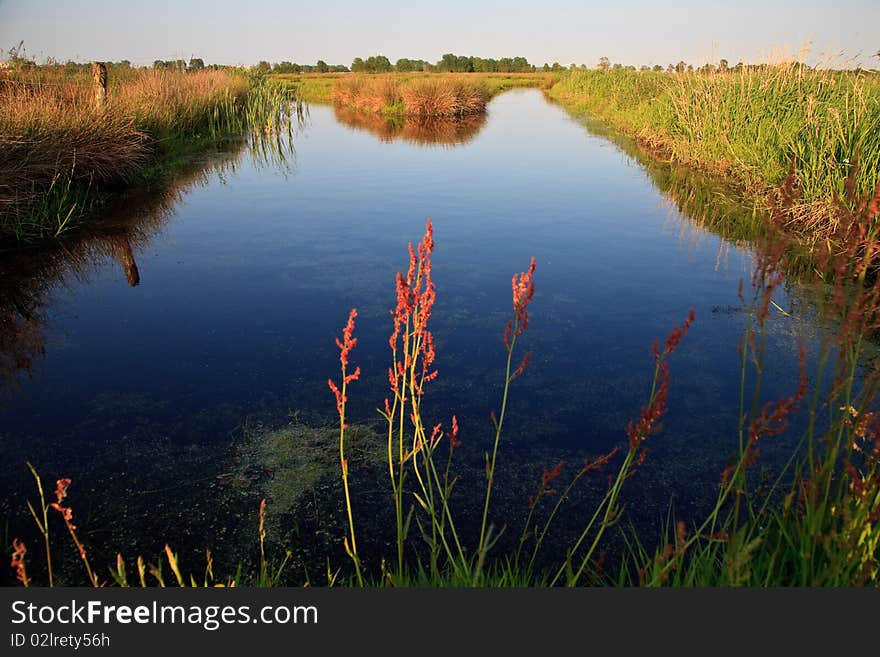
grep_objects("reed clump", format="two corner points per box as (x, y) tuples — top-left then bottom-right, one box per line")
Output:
(332, 75), (489, 117)
(549, 64), (880, 235)
(0, 67), (291, 242)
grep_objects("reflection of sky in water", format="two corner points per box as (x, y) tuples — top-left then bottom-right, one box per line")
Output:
(0, 90), (814, 547)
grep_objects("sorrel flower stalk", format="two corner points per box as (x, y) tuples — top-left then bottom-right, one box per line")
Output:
(50, 477), (99, 587)
(381, 219), (467, 579)
(475, 257), (536, 578)
(515, 447), (619, 575)
(328, 308), (364, 586)
(556, 309), (695, 586)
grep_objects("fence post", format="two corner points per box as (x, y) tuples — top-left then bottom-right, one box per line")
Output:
(91, 61), (107, 109)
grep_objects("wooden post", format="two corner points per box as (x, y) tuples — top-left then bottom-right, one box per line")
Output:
(91, 61), (107, 110)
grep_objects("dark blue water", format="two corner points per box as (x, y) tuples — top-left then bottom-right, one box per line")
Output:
(0, 90), (815, 577)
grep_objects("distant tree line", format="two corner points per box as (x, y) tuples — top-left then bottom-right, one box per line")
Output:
(245, 53), (540, 75)
(261, 60), (349, 74)
(152, 58), (218, 72)
(595, 56), (828, 75)
(347, 53), (538, 73)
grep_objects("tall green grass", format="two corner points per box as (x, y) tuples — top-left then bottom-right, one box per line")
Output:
(549, 66), (880, 233)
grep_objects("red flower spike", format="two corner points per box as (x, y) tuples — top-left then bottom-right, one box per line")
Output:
(663, 307), (696, 357)
(511, 352), (531, 380)
(11, 538), (29, 586)
(450, 415), (461, 449)
(541, 461), (565, 488)
(337, 309), (358, 369)
(580, 447), (619, 475)
(511, 257), (537, 339)
(55, 478), (71, 504)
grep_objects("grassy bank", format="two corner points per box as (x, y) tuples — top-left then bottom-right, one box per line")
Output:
(0, 67), (294, 244)
(549, 66), (880, 234)
(270, 71), (552, 105)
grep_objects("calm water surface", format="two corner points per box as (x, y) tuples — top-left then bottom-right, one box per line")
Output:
(0, 90), (814, 576)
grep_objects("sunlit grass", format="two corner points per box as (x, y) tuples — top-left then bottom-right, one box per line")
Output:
(0, 67), (295, 242)
(550, 65), (880, 234)
(270, 71), (551, 105)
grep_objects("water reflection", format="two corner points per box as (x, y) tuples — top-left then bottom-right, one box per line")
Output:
(0, 145), (245, 394)
(0, 98), (798, 398)
(560, 106), (819, 282)
(333, 106), (487, 147)
(0, 90), (835, 581)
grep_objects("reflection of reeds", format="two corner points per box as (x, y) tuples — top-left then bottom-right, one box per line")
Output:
(332, 75), (488, 117)
(0, 143), (246, 396)
(563, 108), (822, 281)
(333, 106), (486, 147)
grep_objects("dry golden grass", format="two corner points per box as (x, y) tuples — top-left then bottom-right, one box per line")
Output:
(0, 68), (251, 238)
(332, 75), (489, 117)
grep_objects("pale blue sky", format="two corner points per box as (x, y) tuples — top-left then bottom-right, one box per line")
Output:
(0, 0), (877, 68)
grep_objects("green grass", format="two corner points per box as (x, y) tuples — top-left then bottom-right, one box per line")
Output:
(549, 66), (880, 234)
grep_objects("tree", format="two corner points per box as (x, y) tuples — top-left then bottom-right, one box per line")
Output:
(598, 56), (610, 70)
(719, 58), (729, 73)
(363, 55), (392, 73)
(188, 57), (205, 71)
(316, 59), (329, 73)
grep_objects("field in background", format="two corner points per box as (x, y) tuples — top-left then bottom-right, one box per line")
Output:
(269, 71), (553, 104)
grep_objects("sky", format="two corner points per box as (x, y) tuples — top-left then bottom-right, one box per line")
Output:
(0, 0), (877, 68)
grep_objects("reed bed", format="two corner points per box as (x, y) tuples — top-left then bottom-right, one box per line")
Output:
(331, 75), (489, 117)
(276, 71), (550, 105)
(549, 65), (880, 234)
(0, 67), (291, 242)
